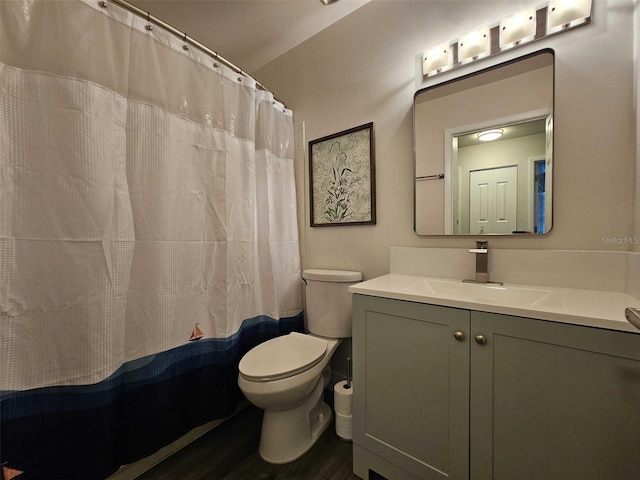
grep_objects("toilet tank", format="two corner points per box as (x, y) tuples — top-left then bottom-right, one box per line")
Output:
(302, 269), (363, 338)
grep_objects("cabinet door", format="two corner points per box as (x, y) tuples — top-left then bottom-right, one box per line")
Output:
(353, 295), (470, 480)
(471, 311), (640, 480)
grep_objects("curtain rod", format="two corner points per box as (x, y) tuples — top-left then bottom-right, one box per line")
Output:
(99, 0), (285, 106)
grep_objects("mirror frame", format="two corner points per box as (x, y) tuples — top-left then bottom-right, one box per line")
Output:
(413, 49), (555, 236)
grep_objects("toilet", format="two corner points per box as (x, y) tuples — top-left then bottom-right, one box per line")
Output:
(237, 269), (362, 464)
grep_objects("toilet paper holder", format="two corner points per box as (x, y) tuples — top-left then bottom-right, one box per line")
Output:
(334, 357), (354, 441)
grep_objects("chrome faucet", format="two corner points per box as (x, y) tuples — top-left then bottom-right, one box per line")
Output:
(464, 241), (502, 285)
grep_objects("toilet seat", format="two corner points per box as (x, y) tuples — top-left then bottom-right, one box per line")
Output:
(239, 332), (328, 382)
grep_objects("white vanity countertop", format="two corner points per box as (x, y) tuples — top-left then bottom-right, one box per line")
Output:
(349, 274), (640, 334)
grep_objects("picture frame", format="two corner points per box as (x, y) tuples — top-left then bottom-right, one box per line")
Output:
(309, 122), (376, 227)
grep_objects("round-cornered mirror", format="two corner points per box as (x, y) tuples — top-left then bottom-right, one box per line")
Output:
(414, 49), (554, 236)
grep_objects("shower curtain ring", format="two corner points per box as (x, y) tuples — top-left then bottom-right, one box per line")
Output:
(183, 33), (189, 50)
(145, 12), (153, 31)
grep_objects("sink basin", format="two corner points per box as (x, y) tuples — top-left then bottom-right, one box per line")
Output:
(407, 278), (562, 308)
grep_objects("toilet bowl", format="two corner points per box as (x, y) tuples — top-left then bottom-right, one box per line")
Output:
(237, 269), (362, 464)
(238, 332), (341, 463)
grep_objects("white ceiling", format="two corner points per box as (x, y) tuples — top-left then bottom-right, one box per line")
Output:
(130, 0), (371, 74)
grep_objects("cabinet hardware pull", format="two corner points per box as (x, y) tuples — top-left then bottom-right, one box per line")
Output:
(475, 335), (487, 345)
(454, 331), (465, 341)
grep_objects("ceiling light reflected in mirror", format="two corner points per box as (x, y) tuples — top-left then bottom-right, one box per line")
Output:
(477, 129), (504, 142)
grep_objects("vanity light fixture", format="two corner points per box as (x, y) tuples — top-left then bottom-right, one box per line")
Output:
(422, 42), (453, 76)
(421, 0), (591, 79)
(457, 26), (491, 64)
(477, 129), (504, 142)
(499, 7), (537, 50)
(547, 0), (592, 34)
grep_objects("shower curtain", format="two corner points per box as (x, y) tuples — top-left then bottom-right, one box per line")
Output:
(0, 1), (303, 478)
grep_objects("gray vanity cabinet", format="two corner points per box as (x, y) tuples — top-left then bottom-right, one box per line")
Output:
(353, 294), (640, 480)
(471, 310), (640, 480)
(352, 294), (471, 480)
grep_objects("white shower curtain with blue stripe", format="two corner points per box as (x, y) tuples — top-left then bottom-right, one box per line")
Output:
(0, 1), (302, 477)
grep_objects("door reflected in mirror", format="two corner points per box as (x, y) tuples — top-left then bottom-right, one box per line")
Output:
(414, 50), (554, 236)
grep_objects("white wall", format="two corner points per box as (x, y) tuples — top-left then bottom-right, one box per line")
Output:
(255, 0), (637, 280)
(635, 0), (640, 253)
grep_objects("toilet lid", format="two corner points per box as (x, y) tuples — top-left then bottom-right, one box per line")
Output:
(239, 332), (328, 381)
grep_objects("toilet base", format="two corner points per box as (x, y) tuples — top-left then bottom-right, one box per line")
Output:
(258, 379), (332, 464)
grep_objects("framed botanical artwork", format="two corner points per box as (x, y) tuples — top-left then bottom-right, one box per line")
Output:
(309, 122), (376, 227)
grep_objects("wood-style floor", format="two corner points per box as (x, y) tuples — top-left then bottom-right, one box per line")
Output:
(136, 405), (363, 480)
